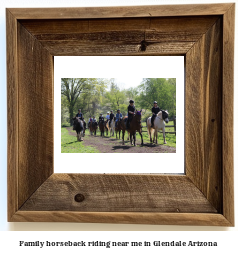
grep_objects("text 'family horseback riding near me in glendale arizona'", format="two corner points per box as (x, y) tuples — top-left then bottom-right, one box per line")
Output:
(18, 240), (218, 248)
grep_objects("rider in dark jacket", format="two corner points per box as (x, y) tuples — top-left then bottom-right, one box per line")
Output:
(109, 110), (114, 127)
(99, 113), (104, 123)
(151, 101), (161, 128)
(76, 109), (84, 120)
(127, 100), (135, 129)
(73, 109), (84, 130)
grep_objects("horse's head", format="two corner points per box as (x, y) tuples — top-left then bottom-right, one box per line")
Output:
(162, 110), (169, 123)
(135, 110), (142, 119)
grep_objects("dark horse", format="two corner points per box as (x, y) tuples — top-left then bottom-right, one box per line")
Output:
(99, 120), (105, 137)
(124, 110), (143, 146)
(89, 121), (98, 136)
(72, 117), (84, 141)
(115, 117), (125, 139)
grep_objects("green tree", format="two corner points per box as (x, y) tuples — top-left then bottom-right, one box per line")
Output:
(136, 78), (176, 119)
(61, 78), (96, 125)
(74, 78), (107, 120)
(103, 79), (127, 115)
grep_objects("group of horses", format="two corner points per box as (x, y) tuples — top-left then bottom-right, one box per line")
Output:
(72, 110), (169, 146)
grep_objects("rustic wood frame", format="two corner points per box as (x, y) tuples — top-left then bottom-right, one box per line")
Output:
(7, 4), (234, 226)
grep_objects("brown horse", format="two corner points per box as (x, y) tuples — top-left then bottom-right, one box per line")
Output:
(115, 118), (124, 139)
(89, 121), (98, 136)
(115, 117), (130, 144)
(99, 120), (105, 137)
(125, 110), (143, 146)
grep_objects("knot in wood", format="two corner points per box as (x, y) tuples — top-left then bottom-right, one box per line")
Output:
(140, 40), (147, 52)
(74, 193), (85, 202)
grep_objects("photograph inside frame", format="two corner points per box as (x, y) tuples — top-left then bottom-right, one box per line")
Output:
(54, 56), (184, 174)
(61, 77), (176, 153)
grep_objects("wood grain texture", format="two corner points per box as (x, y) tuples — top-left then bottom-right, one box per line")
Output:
(18, 23), (54, 208)
(186, 18), (222, 212)
(20, 174), (217, 213)
(19, 17), (218, 56)
(11, 211), (232, 226)
(8, 4), (233, 19)
(7, 9), (18, 221)
(222, 4), (235, 226)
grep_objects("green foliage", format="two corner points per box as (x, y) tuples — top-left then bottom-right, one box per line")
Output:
(61, 78), (176, 125)
(137, 78), (176, 118)
(102, 79), (128, 115)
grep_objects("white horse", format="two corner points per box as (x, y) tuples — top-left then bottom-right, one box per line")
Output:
(110, 118), (115, 136)
(147, 110), (169, 144)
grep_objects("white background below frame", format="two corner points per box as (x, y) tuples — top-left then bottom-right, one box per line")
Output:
(54, 56), (184, 174)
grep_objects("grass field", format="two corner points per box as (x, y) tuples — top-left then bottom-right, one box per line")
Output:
(140, 120), (176, 147)
(134, 130), (176, 148)
(61, 127), (99, 153)
(62, 120), (176, 153)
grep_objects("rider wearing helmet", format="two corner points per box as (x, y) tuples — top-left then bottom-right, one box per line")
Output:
(106, 111), (110, 122)
(73, 109), (84, 130)
(151, 101), (161, 128)
(109, 110), (114, 127)
(92, 116), (97, 123)
(115, 109), (122, 127)
(88, 115), (93, 128)
(99, 113), (104, 123)
(76, 109), (84, 120)
(127, 99), (135, 129)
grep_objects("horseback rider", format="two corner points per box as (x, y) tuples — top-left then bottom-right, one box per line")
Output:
(92, 116), (97, 127)
(115, 109), (122, 127)
(88, 116), (93, 128)
(127, 99), (135, 129)
(106, 112), (110, 122)
(109, 110), (114, 127)
(151, 101), (161, 128)
(76, 109), (84, 120)
(92, 116), (97, 123)
(99, 113), (104, 123)
(73, 109), (84, 130)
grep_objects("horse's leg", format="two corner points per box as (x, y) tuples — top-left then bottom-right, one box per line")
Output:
(122, 131), (124, 145)
(133, 132), (136, 146)
(130, 133), (133, 145)
(140, 131), (143, 145)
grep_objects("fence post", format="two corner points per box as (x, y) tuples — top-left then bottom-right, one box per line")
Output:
(173, 116), (176, 136)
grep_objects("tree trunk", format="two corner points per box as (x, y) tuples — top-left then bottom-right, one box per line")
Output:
(69, 105), (74, 126)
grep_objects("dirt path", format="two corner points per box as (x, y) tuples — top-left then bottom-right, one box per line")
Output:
(66, 127), (176, 153)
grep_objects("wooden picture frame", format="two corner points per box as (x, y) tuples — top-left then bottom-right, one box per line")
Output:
(7, 3), (234, 226)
